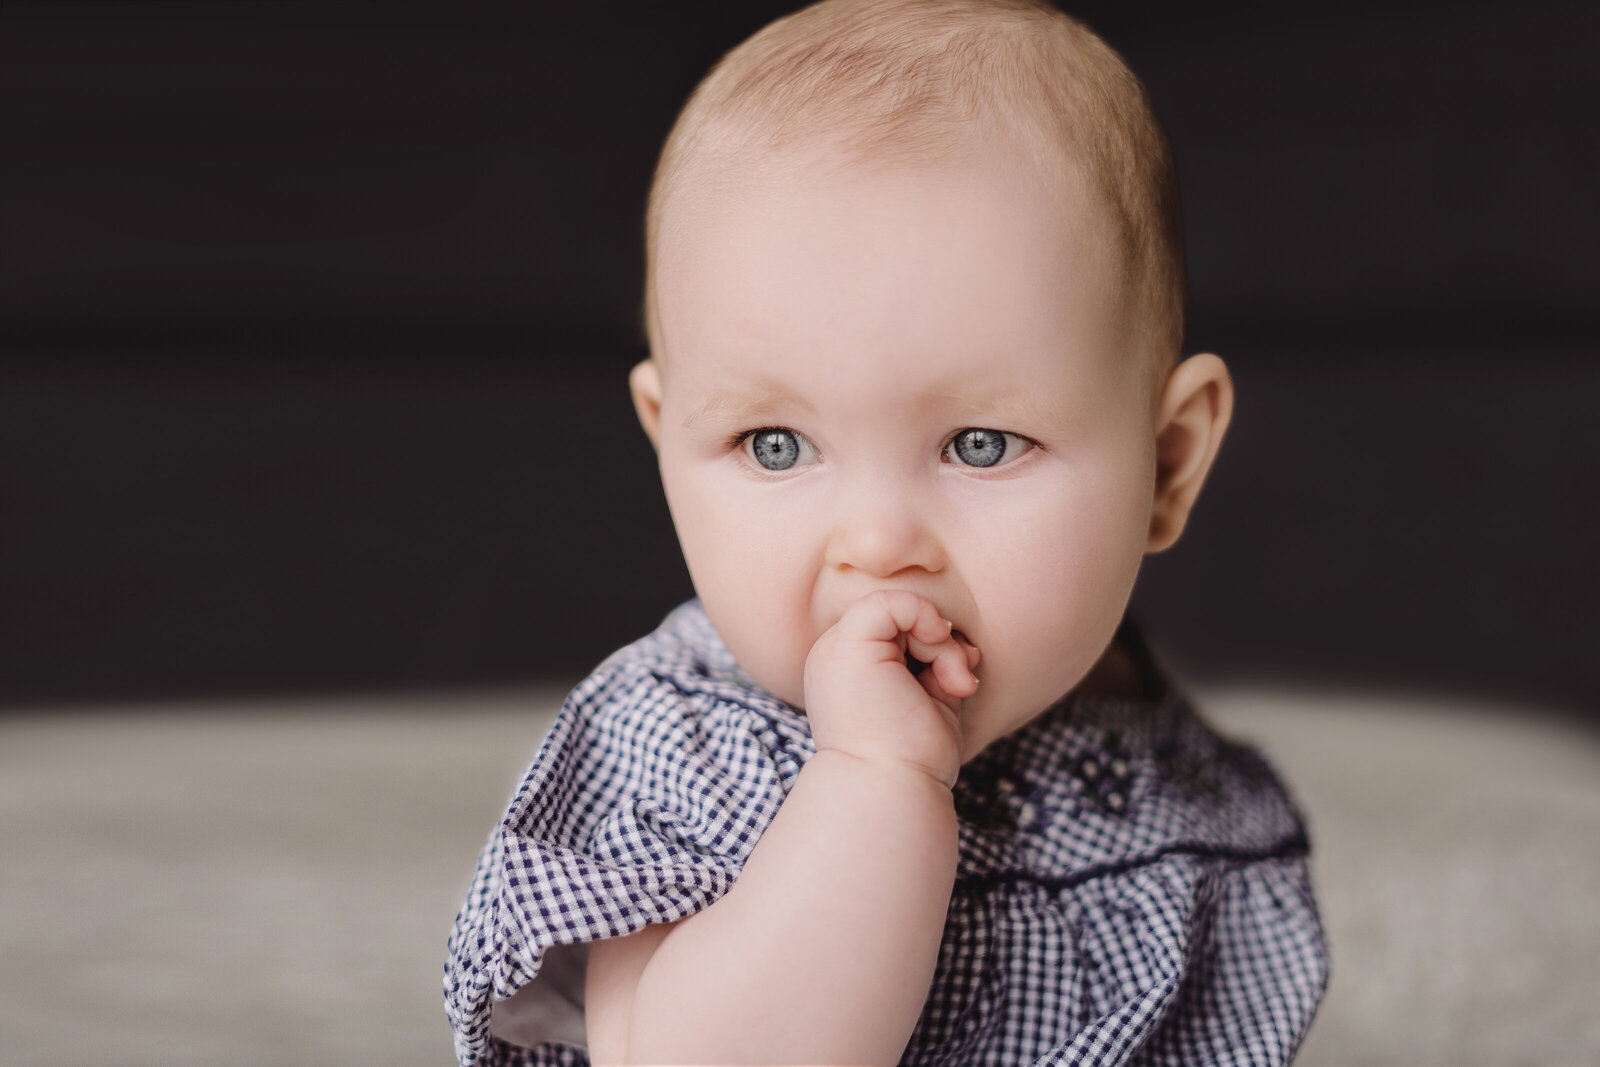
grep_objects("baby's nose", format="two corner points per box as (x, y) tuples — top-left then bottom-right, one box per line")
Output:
(823, 492), (945, 578)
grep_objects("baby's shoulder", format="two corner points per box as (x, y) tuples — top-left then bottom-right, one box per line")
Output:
(956, 683), (1310, 882)
(1104, 690), (1311, 850)
(551, 600), (814, 761)
(492, 602), (813, 852)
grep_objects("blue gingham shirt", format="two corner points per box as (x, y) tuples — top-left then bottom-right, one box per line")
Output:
(445, 601), (1327, 1065)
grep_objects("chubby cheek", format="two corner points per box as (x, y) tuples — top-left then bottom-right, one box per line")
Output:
(662, 461), (819, 708)
(963, 468), (1150, 739)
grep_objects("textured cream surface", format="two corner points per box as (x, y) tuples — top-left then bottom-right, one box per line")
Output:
(2, 685), (1595, 1065)
(1207, 689), (1600, 1065)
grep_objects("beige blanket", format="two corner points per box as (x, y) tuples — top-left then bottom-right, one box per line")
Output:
(3, 686), (1594, 1064)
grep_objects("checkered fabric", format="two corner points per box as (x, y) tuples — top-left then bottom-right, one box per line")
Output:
(444, 601), (1327, 1065)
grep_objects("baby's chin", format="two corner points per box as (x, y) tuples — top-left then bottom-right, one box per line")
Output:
(955, 692), (1019, 764)
(705, 618), (806, 708)
(739, 653), (808, 712)
(957, 666), (1099, 762)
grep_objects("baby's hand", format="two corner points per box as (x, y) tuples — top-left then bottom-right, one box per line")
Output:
(802, 590), (980, 789)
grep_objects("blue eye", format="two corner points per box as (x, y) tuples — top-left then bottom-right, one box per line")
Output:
(745, 427), (818, 471)
(948, 428), (1030, 468)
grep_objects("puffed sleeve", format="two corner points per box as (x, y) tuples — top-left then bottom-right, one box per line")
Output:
(1144, 853), (1328, 1061)
(1051, 851), (1328, 1066)
(444, 657), (809, 1066)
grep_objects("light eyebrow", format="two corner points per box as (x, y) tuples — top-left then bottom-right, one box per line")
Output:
(683, 384), (817, 428)
(922, 389), (1067, 429)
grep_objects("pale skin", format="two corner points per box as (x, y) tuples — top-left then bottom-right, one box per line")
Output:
(581, 140), (1233, 1065)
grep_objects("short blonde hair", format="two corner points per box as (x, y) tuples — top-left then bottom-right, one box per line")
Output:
(644, 0), (1185, 384)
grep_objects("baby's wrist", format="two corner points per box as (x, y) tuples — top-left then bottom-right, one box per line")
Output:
(810, 743), (959, 793)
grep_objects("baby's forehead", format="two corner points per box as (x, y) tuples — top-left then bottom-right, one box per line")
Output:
(659, 139), (1126, 314)
(662, 131), (1115, 254)
(655, 145), (1140, 405)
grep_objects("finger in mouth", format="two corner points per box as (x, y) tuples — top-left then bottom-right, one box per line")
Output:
(906, 629), (970, 675)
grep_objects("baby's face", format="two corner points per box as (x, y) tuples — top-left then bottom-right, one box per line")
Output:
(644, 144), (1159, 759)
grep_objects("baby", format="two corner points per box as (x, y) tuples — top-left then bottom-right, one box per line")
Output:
(446, 1), (1327, 1064)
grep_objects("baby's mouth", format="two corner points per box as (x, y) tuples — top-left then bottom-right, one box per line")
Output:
(905, 628), (971, 676)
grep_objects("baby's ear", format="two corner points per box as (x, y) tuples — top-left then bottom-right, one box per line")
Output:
(629, 358), (664, 450)
(1146, 353), (1234, 553)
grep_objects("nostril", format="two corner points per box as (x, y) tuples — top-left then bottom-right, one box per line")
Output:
(824, 511), (946, 579)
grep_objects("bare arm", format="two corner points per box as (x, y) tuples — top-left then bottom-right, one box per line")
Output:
(586, 591), (977, 1066)
(585, 920), (676, 1065)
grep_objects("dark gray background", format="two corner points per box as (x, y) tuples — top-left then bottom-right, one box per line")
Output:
(2, 2), (1595, 714)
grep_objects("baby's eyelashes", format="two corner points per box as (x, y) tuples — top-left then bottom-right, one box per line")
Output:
(945, 428), (1034, 469)
(729, 424), (1036, 473)
(736, 427), (820, 471)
